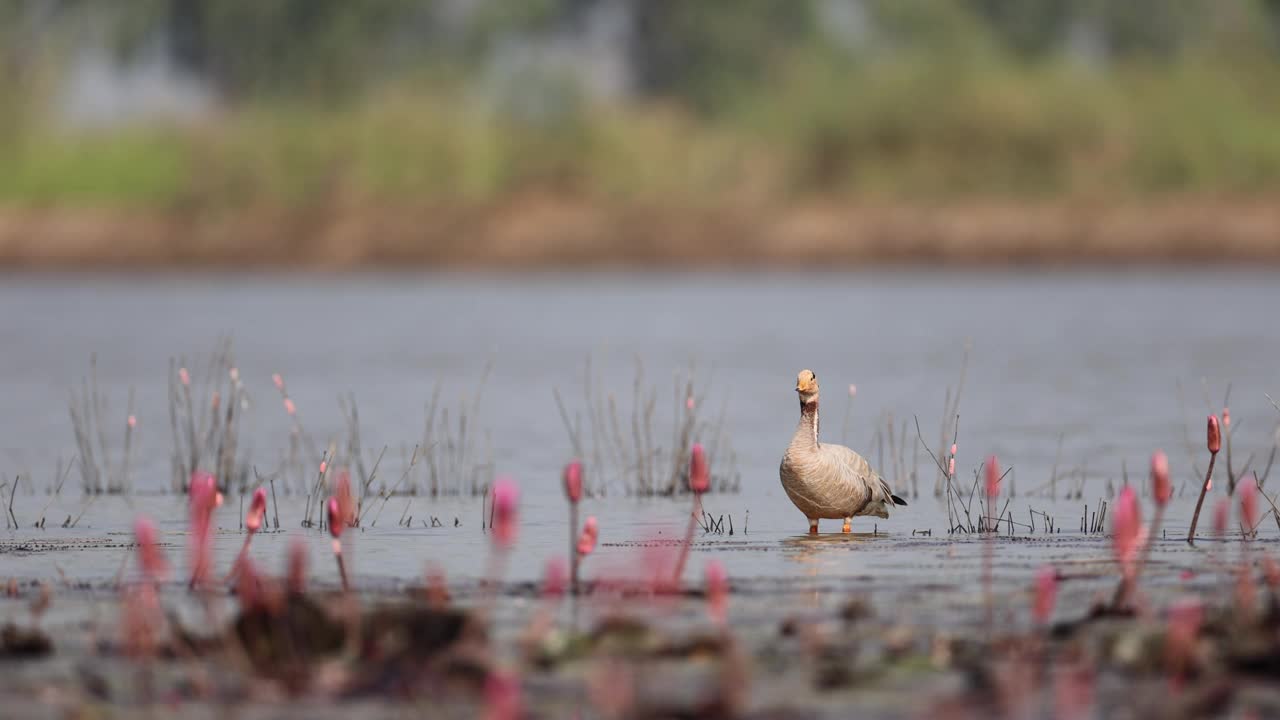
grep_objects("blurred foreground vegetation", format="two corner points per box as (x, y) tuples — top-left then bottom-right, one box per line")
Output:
(4, 0), (1280, 209)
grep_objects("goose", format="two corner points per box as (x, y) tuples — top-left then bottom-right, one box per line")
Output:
(780, 369), (907, 534)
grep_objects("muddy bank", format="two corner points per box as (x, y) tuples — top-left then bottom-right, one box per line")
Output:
(3, 198), (1280, 269)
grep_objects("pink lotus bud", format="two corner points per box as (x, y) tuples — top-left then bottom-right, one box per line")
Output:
(948, 457), (955, 477)
(689, 443), (710, 494)
(1034, 565), (1057, 625)
(483, 671), (521, 720)
(705, 560), (728, 623)
(134, 516), (168, 581)
(1241, 474), (1260, 528)
(492, 478), (519, 548)
(1207, 415), (1221, 454)
(246, 487), (268, 534)
(1223, 407), (1231, 429)
(563, 459), (583, 504)
(577, 516), (599, 557)
(187, 471), (219, 586)
(984, 455), (1000, 501)
(272, 373), (284, 390)
(1213, 497), (1229, 537)
(950, 443), (957, 457)
(179, 367), (190, 386)
(333, 469), (354, 527)
(284, 398), (296, 415)
(287, 539), (308, 594)
(127, 415), (137, 429)
(686, 396), (695, 411)
(319, 460), (327, 475)
(327, 497), (343, 540)
(542, 557), (568, 598)
(1151, 450), (1171, 507)
(1112, 486), (1143, 576)
(848, 384), (857, 398)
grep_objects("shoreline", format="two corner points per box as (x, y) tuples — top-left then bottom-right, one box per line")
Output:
(3, 197), (1280, 269)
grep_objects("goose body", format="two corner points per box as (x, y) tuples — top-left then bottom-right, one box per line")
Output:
(779, 370), (907, 533)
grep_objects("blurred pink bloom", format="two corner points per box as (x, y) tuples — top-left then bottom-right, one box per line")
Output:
(948, 457), (955, 477)
(686, 396), (695, 411)
(179, 367), (190, 386)
(327, 497), (343, 540)
(984, 455), (1000, 502)
(848, 384), (857, 398)
(188, 471), (219, 587)
(229, 367), (239, 383)
(272, 373), (284, 390)
(127, 415), (137, 429)
(1151, 450), (1171, 507)
(1213, 497), (1230, 537)
(482, 671), (522, 720)
(287, 538), (308, 594)
(1240, 474), (1260, 528)
(134, 515), (168, 582)
(319, 459), (327, 474)
(542, 557), (568, 599)
(236, 556), (262, 609)
(1034, 565), (1057, 625)
(1223, 407), (1231, 429)
(689, 443), (710, 494)
(562, 459), (583, 504)
(246, 487), (268, 534)
(122, 582), (160, 659)
(1112, 486), (1144, 577)
(492, 478), (519, 548)
(705, 560), (729, 624)
(284, 398), (296, 416)
(950, 443), (957, 457)
(577, 516), (599, 557)
(1207, 415), (1221, 454)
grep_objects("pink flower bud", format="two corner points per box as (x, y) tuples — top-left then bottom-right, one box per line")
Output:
(246, 487), (268, 534)
(1151, 450), (1171, 507)
(272, 373), (284, 390)
(686, 396), (695, 411)
(950, 443), (957, 457)
(333, 469), (354, 527)
(984, 455), (1000, 501)
(179, 367), (190, 386)
(287, 539), (308, 594)
(563, 459), (583, 504)
(284, 398), (296, 415)
(483, 671), (521, 720)
(1034, 565), (1057, 625)
(319, 460), (327, 475)
(705, 560), (728, 623)
(577, 516), (599, 557)
(492, 478), (519, 548)
(1213, 497), (1229, 537)
(327, 497), (343, 540)
(948, 457), (955, 477)
(1223, 407), (1231, 429)
(689, 443), (710, 494)
(542, 557), (568, 598)
(1241, 475), (1259, 528)
(134, 516), (168, 581)
(187, 471), (219, 587)
(127, 415), (137, 429)
(1207, 415), (1221, 454)
(1112, 486), (1143, 575)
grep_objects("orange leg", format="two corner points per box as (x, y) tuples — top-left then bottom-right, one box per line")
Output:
(842, 518), (852, 533)
(808, 518), (819, 535)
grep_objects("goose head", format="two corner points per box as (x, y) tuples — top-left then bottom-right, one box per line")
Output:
(795, 369), (819, 404)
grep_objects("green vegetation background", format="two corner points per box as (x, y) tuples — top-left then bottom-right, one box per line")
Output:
(4, 0), (1280, 209)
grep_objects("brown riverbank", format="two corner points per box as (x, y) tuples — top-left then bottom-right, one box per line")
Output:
(3, 197), (1280, 269)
